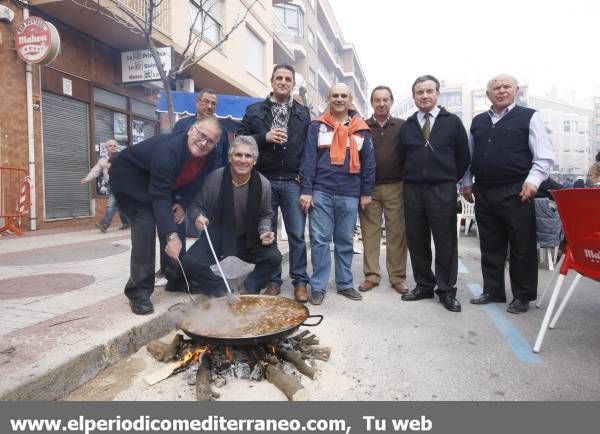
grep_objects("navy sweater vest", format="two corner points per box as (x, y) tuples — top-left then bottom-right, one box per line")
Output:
(470, 105), (534, 185)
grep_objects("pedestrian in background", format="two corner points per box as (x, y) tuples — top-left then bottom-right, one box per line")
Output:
(358, 85), (408, 295)
(81, 139), (129, 232)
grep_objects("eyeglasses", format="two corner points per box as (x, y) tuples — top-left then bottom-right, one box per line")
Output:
(191, 127), (217, 147)
(197, 98), (217, 107)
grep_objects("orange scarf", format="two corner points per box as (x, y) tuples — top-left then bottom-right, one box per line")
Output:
(317, 111), (369, 174)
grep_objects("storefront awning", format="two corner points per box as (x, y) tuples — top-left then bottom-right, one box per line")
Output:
(157, 91), (261, 121)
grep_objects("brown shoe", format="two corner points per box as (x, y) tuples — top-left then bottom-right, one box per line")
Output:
(263, 282), (281, 296)
(392, 281), (408, 294)
(294, 283), (309, 303)
(358, 280), (378, 292)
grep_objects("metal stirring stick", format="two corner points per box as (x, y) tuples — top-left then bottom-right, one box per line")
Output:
(204, 226), (240, 304)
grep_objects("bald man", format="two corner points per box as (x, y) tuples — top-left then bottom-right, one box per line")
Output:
(299, 83), (376, 305)
(463, 74), (554, 314)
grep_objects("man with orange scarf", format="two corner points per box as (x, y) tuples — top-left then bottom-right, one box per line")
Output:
(299, 83), (376, 305)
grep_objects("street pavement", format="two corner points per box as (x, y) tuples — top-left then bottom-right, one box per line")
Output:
(1, 225), (600, 400)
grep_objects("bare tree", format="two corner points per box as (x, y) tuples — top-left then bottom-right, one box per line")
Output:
(71, 0), (258, 126)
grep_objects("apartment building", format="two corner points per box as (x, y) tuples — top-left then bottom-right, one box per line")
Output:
(0, 0), (273, 231)
(272, 0), (369, 117)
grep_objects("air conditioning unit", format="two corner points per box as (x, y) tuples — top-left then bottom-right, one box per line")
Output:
(176, 78), (195, 92)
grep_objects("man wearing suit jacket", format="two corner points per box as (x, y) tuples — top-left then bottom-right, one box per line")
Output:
(110, 117), (221, 315)
(399, 75), (470, 312)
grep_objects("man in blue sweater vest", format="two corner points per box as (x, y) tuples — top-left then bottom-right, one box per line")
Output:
(399, 75), (470, 313)
(464, 74), (554, 314)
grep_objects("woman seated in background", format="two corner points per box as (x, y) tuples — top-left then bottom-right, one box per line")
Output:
(587, 162), (600, 187)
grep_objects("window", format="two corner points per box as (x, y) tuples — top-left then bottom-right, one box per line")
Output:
(563, 120), (571, 133)
(246, 27), (265, 80)
(309, 0), (316, 10)
(189, 0), (223, 46)
(307, 27), (315, 48)
(273, 4), (304, 37)
(309, 67), (317, 88)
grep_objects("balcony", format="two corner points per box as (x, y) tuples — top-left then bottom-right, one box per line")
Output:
(115, 0), (171, 36)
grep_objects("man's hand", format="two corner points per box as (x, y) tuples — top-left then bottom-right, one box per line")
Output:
(463, 186), (474, 203)
(299, 194), (313, 214)
(195, 215), (209, 231)
(165, 236), (182, 260)
(360, 195), (372, 210)
(259, 231), (275, 245)
(266, 128), (288, 145)
(519, 182), (537, 202)
(80, 177), (88, 185)
(172, 203), (185, 224)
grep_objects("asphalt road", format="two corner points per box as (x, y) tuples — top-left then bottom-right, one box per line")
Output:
(65, 234), (600, 401)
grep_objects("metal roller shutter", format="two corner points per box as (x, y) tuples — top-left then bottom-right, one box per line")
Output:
(42, 92), (92, 220)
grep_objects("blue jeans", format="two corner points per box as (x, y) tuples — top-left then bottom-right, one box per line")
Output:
(269, 179), (309, 286)
(101, 194), (129, 228)
(308, 191), (359, 293)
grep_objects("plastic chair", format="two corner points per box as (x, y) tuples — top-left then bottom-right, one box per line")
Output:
(532, 188), (600, 353)
(457, 196), (478, 238)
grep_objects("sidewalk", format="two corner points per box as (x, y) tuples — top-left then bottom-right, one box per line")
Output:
(0, 226), (290, 400)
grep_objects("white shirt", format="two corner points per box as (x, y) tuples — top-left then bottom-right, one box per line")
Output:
(417, 106), (441, 130)
(462, 102), (554, 188)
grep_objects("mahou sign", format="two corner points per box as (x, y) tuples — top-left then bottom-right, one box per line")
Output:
(15, 16), (60, 64)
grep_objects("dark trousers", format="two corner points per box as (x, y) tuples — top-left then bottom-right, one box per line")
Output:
(121, 200), (156, 301)
(404, 181), (458, 295)
(182, 235), (282, 297)
(474, 182), (537, 301)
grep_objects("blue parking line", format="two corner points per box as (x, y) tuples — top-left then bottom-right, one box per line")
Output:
(458, 259), (469, 274)
(467, 283), (543, 365)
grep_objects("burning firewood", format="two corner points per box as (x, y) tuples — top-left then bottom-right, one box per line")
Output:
(277, 348), (318, 380)
(265, 364), (308, 401)
(195, 355), (219, 400)
(146, 334), (183, 362)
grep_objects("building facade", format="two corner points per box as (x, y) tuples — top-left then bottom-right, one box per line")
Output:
(0, 0), (273, 232)
(272, 0), (369, 117)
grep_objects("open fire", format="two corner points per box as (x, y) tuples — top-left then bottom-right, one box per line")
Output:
(145, 330), (330, 401)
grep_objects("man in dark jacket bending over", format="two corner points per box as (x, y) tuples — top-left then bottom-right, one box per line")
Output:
(110, 117), (221, 315)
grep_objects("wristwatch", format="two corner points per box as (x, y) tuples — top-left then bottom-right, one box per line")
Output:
(166, 232), (179, 242)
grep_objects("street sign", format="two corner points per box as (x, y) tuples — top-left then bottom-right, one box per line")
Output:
(121, 47), (172, 83)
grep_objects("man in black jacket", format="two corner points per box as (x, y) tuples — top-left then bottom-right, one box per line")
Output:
(110, 117), (221, 315)
(399, 75), (470, 312)
(237, 64), (311, 302)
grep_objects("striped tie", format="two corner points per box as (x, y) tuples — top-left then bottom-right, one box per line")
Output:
(422, 112), (431, 141)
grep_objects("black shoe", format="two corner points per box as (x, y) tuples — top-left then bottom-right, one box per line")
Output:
(165, 279), (186, 292)
(309, 291), (325, 305)
(507, 299), (529, 314)
(440, 295), (462, 312)
(129, 298), (154, 315)
(401, 288), (435, 301)
(470, 292), (506, 305)
(337, 288), (363, 301)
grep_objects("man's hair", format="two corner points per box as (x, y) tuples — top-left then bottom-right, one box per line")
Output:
(411, 75), (440, 94)
(271, 64), (296, 81)
(595, 150), (600, 162)
(105, 139), (118, 147)
(190, 115), (221, 135)
(329, 82), (352, 97)
(229, 135), (259, 160)
(196, 88), (217, 101)
(370, 85), (394, 103)
(486, 74), (518, 91)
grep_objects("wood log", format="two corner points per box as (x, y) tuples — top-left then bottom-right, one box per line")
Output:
(277, 348), (318, 379)
(265, 365), (308, 401)
(289, 330), (310, 341)
(301, 336), (320, 346)
(300, 347), (331, 362)
(195, 354), (218, 401)
(146, 334), (183, 362)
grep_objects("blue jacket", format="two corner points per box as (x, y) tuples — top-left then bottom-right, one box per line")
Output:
(109, 132), (217, 237)
(300, 114), (376, 198)
(172, 115), (230, 168)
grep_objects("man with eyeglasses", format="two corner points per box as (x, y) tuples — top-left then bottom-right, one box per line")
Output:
(110, 117), (222, 315)
(149, 89), (231, 287)
(237, 64), (311, 302)
(398, 75), (470, 313)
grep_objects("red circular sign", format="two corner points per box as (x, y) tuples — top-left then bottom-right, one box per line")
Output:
(14, 16), (59, 64)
